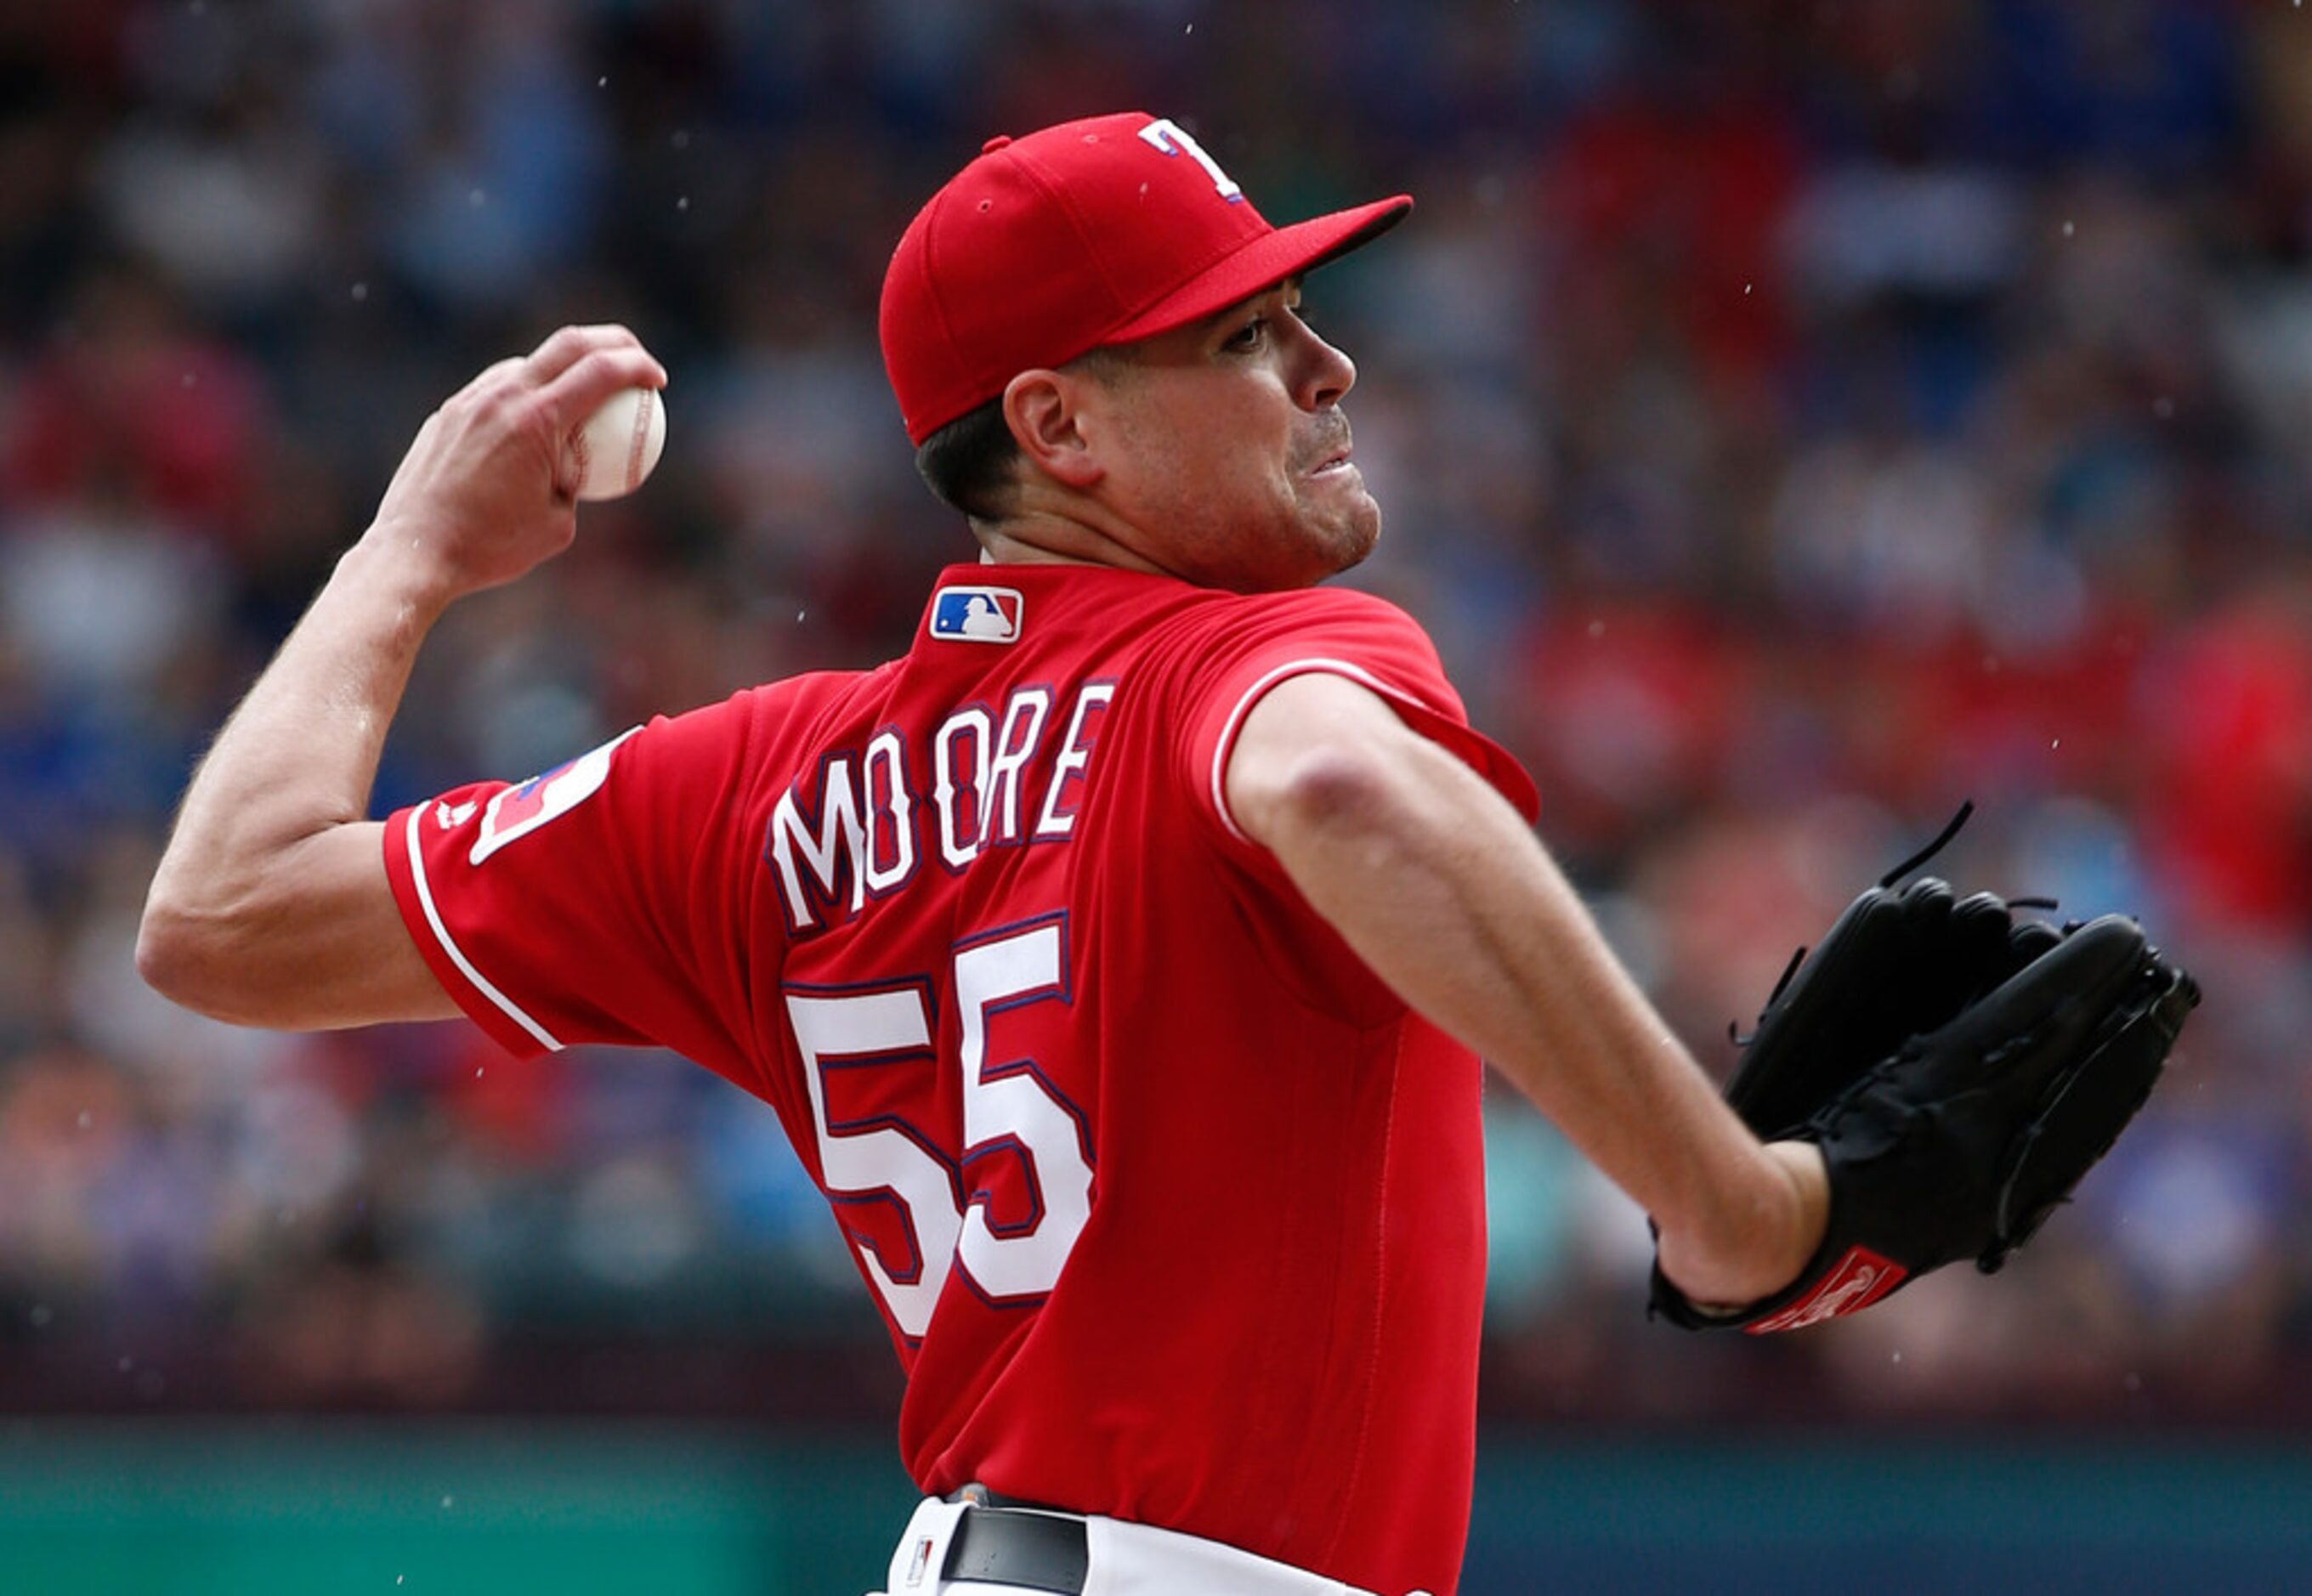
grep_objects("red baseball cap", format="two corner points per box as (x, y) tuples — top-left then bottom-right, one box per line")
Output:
(880, 111), (1411, 445)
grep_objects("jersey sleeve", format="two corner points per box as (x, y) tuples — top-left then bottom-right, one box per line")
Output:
(381, 693), (761, 1072)
(1177, 586), (1539, 851)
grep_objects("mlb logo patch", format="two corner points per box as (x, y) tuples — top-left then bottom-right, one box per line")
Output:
(930, 586), (1023, 644)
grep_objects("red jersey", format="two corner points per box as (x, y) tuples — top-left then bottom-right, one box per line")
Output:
(383, 560), (1537, 1595)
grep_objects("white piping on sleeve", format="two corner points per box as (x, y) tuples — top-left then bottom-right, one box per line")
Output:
(1207, 656), (1404, 845)
(402, 803), (564, 1052)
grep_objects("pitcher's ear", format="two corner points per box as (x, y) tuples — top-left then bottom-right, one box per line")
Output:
(1004, 368), (1106, 490)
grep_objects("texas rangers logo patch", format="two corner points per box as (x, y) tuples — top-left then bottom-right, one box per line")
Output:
(469, 727), (639, 866)
(929, 586), (1023, 644)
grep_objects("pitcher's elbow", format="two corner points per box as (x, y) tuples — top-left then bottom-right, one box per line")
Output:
(135, 897), (237, 1018)
(135, 898), (191, 1001)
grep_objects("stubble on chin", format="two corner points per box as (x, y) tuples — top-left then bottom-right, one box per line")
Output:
(1313, 489), (1383, 580)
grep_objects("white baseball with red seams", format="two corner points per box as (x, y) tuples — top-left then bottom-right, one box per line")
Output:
(564, 385), (666, 501)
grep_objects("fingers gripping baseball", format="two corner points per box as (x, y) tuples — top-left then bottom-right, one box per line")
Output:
(368, 326), (667, 600)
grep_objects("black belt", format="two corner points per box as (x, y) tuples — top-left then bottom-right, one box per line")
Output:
(939, 1486), (1090, 1593)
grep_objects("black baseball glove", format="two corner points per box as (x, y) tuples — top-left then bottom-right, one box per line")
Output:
(1650, 811), (2200, 1333)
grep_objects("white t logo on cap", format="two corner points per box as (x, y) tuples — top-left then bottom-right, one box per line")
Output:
(1138, 116), (1243, 201)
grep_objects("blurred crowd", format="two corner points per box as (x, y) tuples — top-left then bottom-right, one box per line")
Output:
(2, 0), (2309, 1428)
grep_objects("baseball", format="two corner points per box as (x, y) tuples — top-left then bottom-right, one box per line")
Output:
(565, 384), (666, 501)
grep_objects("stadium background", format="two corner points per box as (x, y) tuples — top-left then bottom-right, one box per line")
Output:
(3, 1), (2311, 1589)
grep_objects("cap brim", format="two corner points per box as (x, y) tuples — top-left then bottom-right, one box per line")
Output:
(1100, 195), (1412, 346)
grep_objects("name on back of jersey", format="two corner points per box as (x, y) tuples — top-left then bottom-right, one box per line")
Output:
(765, 678), (1116, 934)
